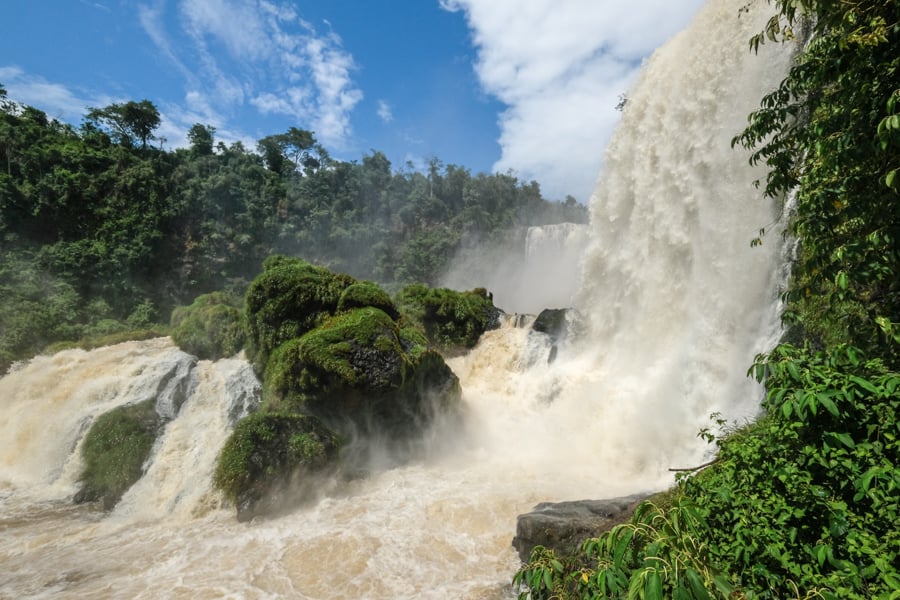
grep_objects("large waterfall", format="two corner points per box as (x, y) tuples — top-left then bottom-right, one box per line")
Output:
(0, 2), (793, 598)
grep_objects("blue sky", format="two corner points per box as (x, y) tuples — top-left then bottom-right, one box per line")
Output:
(1, 0), (705, 202)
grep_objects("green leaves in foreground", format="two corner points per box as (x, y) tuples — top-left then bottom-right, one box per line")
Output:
(514, 500), (732, 600)
(514, 343), (900, 599)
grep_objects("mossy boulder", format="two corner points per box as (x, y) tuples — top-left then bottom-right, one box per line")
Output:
(213, 412), (340, 521)
(263, 306), (460, 434)
(74, 400), (161, 510)
(170, 291), (245, 360)
(395, 284), (502, 352)
(337, 281), (399, 319)
(244, 256), (354, 372)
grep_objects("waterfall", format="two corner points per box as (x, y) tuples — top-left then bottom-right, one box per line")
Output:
(0, 1), (794, 598)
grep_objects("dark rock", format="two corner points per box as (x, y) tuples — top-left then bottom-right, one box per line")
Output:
(512, 494), (650, 562)
(532, 308), (569, 341)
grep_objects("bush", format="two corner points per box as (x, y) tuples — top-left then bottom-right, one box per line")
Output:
(395, 284), (501, 352)
(170, 291), (245, 360)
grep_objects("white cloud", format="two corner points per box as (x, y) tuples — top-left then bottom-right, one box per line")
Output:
(137, 0), (363, 148)
(441, 0), (706, 201)
(0, 66), (109, 122)
(377, 100), (393, 123)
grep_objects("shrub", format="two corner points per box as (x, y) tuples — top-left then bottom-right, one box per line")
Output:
(170, 291), (245, 360)
(395, 284), (501, 352)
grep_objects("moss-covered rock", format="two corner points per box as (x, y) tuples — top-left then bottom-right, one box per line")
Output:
(213, 412), (340, 521)
(263, 306), (460, 434)
(395, 284), (502, 352)
(244, 256), (354, 372)
(337, 281), (399, 319)
(74, 400), (161, 510)
(170, 291), (245, 360)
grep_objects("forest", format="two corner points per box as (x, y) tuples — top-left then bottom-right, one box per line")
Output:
(0, 89), (585, 372)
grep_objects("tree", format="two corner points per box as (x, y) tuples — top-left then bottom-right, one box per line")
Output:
(85, 99), (161, 149)
(187, 123), (215, 157)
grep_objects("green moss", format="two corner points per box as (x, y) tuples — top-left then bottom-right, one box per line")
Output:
(262, 307), (407, 415)
(262, 306), (460, 434)
(244, 256), (354, 372)
(337, 281), (399, 319)
(76, 400), (161, 509)
(43, 328), (169, 355)
(213, 412), (340, 520)
(395, 284), (501, 351)
(170, 291), (245, 360)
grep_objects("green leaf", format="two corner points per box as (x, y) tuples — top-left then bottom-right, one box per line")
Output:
(782, 399), (793, 418)
(711, 574), (734, 595)
(645, 570), (663, 600)
(542, 568), (553, 590)
(685, 569), (711, 600)
(848, 375), (880, 395)
(614, 527), (635, 565)
(835, 432), (856, 449)
(835, 271), (848, 290)
(818, 394), (839, 417)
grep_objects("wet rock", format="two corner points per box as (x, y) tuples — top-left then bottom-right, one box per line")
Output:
(512, 494), (649, 562)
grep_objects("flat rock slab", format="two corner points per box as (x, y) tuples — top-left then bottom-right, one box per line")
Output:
(512, 494), (650, 562)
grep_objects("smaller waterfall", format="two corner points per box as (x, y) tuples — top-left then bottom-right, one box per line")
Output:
(440, 222), (590, 315)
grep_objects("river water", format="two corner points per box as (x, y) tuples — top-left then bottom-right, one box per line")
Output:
(0, 1), (793, 598)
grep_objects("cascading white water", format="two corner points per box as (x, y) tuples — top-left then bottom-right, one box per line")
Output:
(439, 222), (590, 315)
(0, 2), (794, 598)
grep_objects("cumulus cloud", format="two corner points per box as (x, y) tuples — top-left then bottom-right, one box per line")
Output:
(140, 0), (363, 147)
(441, 0), (706, 201)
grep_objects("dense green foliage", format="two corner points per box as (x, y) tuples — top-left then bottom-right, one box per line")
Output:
(395, 284), (501, 351)
(0, 82), (585, 371)
(76, 400), (160, 510)
(169, 291), (245, 360)
(515, 1), (900, 598)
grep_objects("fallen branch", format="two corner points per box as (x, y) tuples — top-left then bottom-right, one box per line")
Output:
(668, 458), (719, 473)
